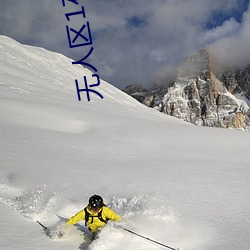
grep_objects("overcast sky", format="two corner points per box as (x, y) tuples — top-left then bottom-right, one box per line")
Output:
(0, 0), (249, 89)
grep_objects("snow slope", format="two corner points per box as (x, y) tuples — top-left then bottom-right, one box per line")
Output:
(0, 35), (250, 250)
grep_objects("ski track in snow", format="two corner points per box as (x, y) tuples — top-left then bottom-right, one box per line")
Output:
(0, 99), (91, 134)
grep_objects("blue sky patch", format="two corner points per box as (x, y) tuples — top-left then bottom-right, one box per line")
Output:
(206, 0), (249, 29)
(126, 15), (147, 28)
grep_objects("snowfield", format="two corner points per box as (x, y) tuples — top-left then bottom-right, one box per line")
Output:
(0, 35), (250, 250)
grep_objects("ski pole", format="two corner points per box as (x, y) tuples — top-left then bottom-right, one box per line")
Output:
(122, 227), (180, 250)
(37, 220), (48, 231)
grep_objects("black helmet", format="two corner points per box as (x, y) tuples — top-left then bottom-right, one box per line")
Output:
(89, 195), (104, 210)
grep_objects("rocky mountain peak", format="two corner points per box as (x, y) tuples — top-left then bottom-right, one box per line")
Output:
(177, 49), (210, 78)
(123, 49), (250, 130)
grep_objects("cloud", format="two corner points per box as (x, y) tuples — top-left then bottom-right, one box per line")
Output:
(0, 0), (249, 89)
(200, 18), (240, 45)
(209, 3), (250, 68)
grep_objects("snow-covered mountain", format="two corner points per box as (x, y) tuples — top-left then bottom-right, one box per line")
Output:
(1, 36), (250, 250)
(124, 49), (250, 130)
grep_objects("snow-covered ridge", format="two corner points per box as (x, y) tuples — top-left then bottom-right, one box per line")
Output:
(0, 35), (159, 134)
(0, 35), (148, 108)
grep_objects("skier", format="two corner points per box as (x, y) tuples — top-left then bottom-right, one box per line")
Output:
(66, 194), (122, 239)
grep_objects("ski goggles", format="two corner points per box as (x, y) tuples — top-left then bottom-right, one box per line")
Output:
(89, 204), (101, 212)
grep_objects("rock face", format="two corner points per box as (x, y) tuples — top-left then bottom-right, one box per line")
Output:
(123, 84), (147, 103)
(124, 49), (250, 130)
(217, 66), (250, 100)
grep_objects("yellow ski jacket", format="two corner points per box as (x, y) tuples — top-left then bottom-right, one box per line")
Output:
(67, 206), (121, 233)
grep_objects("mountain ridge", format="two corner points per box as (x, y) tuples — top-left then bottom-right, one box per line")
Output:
(123, 49), (250, 130)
